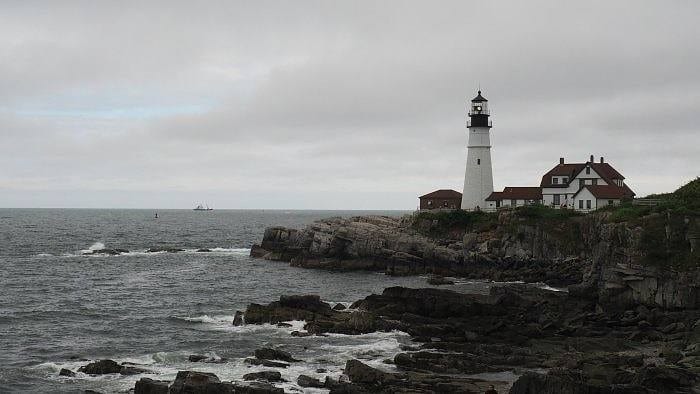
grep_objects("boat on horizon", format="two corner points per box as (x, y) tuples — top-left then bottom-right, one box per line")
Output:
(193, 203), (213, 211)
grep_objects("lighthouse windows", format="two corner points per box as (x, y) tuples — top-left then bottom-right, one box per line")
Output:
(477, 159), (481, 165)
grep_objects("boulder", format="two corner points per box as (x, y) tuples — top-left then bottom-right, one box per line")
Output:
(134, 378), (169, 394)
(344, 359), (394, 384)
(233, 382), (284, 394)
(169, 371), (221, 393)
(333, 303), (347, 311)
(254, 348), (300, 362)
(188, 354), (208, 362)
(242, 371), (284, 382)
(78, 360), (122, 375)
(58, 368), (75, 377)
(233, 311), (244, 326)
(297, 374), (324, 388)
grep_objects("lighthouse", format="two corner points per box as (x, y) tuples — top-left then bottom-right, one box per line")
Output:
(461, 90), (494, 210)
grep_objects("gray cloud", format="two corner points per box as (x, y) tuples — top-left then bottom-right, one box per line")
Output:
(1, 1), (698, 208)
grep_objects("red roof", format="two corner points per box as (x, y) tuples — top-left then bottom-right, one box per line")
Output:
(575, 185), (635, 199)
(419, 189), (462, 199)
(486, 187), (542, 201)
(540, 161), (626, 188)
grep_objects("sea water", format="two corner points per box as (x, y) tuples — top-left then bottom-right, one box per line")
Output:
(0, 208), (503, 393)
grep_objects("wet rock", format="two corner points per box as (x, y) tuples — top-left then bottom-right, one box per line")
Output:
(242, 371), (285, 382)
(120, 365), (152, 375)
(276, 322), (292, 327)
(244, 358), (289, 368)
(297, 374), (324, 388)
(78, 359), (122, 375)
(134, 377), (169, 394)
(188, 354), (208, 362)
(196, 248), (211, 252)
(254, 348), (300, 362)
(344, 359), (394, 384)
(169, 371), (221, 393)
(59, 368), (75, 377)
(290, 330), (312, 337)
(333, 303), (347, 311)
(632, 365), (697, 390)
(232, 311), (244, 326)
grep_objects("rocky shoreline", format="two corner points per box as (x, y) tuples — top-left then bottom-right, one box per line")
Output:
(65, 208), (699, 393)
(117, 283), (697, 393)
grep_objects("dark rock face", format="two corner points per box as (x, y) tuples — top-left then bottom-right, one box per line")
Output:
(134, 378), (169, 394)
(188, 354), (208, 362)
(250, 215), (590, 288)
(242, 371), (284, 382)
(58, 368), (75, 377)
(147, 247), (184, 253)
(250, 214), (700, 309)
(78, 360), (122, 375)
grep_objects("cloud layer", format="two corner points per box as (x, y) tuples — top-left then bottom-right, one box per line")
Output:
(1, 1), (698, 208)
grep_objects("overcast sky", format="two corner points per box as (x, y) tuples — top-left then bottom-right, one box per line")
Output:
(1, 1), (698, 209)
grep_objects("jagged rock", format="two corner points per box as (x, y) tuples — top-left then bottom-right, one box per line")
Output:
(344, 359), (394, 384)
(169, 371), (220, 393)
(134, 378), (168, 394)
(232, 311), (244, 326)
(78, 360), (121, 375)
(297, 374), (324, 388)
(242, 371), (284, 382)
(59, 368), (75, 377)
(188, 354), (208, 362)
(333, 303), (347, 311)
(254, 348), (300, 362)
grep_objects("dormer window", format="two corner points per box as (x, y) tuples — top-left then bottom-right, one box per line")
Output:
(552, 177), (559, 184)
(562, 177), (568, 184)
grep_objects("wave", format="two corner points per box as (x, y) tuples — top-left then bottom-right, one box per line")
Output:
(38, 246), (252, 258)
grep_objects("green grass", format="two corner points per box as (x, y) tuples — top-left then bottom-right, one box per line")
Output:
(412, 209), (497, 237)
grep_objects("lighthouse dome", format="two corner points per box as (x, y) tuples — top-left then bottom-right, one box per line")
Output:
(471, 90), (487, 102)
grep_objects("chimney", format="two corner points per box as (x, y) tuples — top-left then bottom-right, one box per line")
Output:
(600, 156), (604, 163)
(589, 155), (594, 163)
(559, 157), (565, 165)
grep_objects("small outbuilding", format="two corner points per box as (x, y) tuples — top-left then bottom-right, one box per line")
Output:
(419, 189), (462, 210)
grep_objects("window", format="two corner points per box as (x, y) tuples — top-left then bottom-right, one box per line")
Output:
(553, 194), (560, 205)
(477, 159), (481, 165)
(586, 200), (592, 209)
(562, 177), (568, 184)
(592, 179), (598, 185)
(553, 177), (559, 184)
(608, 200), (614, 205)
(586, 167), (591, 175)
(579, 200), (584, 209)
(511, 199), (517, 206)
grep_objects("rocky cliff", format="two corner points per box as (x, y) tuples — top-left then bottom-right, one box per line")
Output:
(251, 207), (699, 310)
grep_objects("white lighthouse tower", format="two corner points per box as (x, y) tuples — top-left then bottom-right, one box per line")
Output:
(461, 90), (494, 210)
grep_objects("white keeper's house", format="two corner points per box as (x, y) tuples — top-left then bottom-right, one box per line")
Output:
(486, 155), (635, 212)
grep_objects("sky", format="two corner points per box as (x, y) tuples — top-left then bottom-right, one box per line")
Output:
(1, 1), (698, 209)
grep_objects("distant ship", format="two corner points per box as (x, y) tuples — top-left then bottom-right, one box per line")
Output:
(193, 203), (213, 211)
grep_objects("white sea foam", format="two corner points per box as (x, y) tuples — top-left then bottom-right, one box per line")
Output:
(80, 242), (105, 254)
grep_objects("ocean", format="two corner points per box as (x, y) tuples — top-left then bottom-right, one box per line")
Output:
(0, 209), (495, 393)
